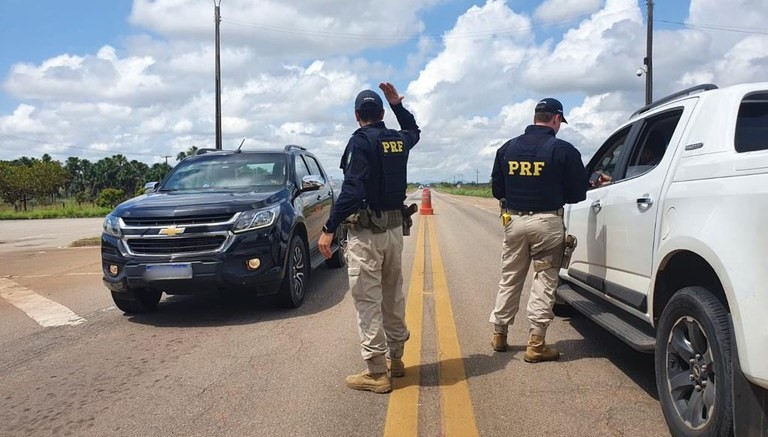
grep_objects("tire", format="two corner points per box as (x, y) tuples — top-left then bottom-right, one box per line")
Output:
(276, 235), (309, 308)
(111, 288), (162, 313)
(325, 226), (347, 269)
(655, 286), (734, 437)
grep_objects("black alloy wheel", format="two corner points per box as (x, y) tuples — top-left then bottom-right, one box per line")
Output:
(655, 286), (734, 437)
(277, 236), (309, 308)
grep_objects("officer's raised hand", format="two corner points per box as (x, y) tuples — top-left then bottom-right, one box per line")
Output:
(379, 82), (403, 105)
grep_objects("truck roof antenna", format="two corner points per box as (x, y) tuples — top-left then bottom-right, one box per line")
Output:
(236, 138), (245, 153)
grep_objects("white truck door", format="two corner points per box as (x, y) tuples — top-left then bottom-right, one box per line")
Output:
(564, 125), (635, 295)
(601, 102), (696, 313)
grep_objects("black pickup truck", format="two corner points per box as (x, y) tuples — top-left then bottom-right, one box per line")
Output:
(101, 145), (346, 313)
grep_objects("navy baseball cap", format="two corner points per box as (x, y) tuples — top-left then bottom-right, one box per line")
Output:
(535, 97), (568, 123)
(354, 90), (384, 111)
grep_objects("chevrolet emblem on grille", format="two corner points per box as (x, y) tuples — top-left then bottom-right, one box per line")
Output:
(159, 226), (186, 237)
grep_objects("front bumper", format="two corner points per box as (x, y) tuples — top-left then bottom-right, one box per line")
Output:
(101, 228), (285, 295)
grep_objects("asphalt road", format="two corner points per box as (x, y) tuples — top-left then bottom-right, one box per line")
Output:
(0, 218), (103, 253)
(0, 192), (670, 437)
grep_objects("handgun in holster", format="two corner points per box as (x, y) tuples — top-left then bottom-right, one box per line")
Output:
(562, 234), (577, 268)
(401, 203), (418, 236)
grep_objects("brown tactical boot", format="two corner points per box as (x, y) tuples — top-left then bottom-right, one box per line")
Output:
(491, 332), (508, 352)
(345, 370), (392, 393)
(387, 358), (405, 378)
(524, 334), (560, 363)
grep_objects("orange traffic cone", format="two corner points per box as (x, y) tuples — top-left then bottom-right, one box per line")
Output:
(420, 188), (434, 215)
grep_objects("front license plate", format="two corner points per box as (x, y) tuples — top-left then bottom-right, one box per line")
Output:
(144, 263), (193, 280)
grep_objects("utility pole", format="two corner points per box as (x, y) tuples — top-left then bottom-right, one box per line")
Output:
(644, 0), (653, 105)
(161, 155), (172, 165)
(214, 0), (223, 150)
(476, 169), (479, 185)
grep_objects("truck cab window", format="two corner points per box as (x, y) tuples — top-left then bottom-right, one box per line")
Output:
(588, 127), (631, 188)
(735, 92), (768, 153)
(625, 109), (683, 178)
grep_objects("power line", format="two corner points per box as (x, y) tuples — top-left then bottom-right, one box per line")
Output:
(656, 19), (768, 35)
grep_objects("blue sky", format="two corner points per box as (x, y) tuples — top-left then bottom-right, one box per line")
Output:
(1, 0), (765, 182)
(0, 0), (689, 112)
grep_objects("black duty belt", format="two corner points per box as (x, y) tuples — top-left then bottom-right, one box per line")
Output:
(505, 208), (564, 217)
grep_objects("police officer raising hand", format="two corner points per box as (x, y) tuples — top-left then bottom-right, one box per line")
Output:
(319, 82), (420, 394)
(379, 82), (404, 106)
(488, 98), (587, 362)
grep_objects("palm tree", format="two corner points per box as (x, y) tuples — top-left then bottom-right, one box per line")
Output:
(176, 145), (199, 162)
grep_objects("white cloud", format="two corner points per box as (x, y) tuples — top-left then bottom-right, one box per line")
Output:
(534, 0), (603, 23)
(521, 0), (644, 94)
(128, 0), (441, 58)
(0, 105), (48, 134)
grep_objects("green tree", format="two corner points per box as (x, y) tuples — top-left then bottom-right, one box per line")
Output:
(0, 162), (34, 210)
(95, 188), (125, 209)
(147, 162), (172, 183)
(176, 145), (199, 162)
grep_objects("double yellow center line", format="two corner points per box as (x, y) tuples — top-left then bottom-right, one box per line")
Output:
(384, 215), (479, 437)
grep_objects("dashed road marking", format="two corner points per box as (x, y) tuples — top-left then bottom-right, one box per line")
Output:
(0, 277), (86, 327)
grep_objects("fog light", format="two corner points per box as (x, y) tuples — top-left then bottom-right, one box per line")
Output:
(108, 265), (119, 276)
(246, 258), (261, 270)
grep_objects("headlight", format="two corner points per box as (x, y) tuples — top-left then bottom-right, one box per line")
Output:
(103, 214), (122, 237)
(233, 205), (280, 233)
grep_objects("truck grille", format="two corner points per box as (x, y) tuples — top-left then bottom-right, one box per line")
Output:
(122, 214), (234, 227)
(126, 236), (227, 255)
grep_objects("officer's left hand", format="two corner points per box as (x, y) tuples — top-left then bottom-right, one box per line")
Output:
(318, 232), (334, 259)
(379, 82), (404, 105)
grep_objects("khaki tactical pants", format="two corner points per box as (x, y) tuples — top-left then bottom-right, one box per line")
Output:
(489, 211), (564, 337)
(346, 225), (409, 374)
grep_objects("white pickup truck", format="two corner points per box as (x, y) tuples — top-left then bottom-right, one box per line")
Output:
(558, 82), (768, 437)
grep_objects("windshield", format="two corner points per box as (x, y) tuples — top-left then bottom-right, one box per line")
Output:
(160, 153), (287, 192)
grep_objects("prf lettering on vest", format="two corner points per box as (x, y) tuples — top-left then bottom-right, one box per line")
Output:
(382, 141), (404, 154)
(508, 161), (545, 176)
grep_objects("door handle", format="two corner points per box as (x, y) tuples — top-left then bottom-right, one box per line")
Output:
(591, 200), (602, 213)
(636, 196), (653, 206)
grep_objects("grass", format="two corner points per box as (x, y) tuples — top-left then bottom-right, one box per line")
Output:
(0, 202), (111, 220)
(70, 236), (102, 247)
(436, 185), (493, 198)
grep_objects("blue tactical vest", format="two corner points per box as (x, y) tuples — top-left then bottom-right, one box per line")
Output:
(502, 136), (564, 211)
(361, 127), (409, 211)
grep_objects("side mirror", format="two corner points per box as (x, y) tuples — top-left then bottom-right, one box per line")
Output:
(301, 175), (325, 192)
(143, 181), (159, 193)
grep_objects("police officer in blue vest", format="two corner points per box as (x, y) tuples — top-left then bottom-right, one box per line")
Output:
(489, 98), (587, 362)
(318, 82), (420, 393)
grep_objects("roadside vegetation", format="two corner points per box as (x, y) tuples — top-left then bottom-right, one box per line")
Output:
(432, 183), (493, 198)
(0, 201), (111, 220)
(0, 148), (199, 219)
(69, 236), (102, 247)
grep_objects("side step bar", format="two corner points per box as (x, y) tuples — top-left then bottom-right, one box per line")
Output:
(557, 283), (657, 353)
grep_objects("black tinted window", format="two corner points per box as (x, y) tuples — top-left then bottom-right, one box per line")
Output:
(736, 92), (768, 153)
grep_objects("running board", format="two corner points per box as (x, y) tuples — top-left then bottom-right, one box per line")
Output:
(557, 283), (657, 353)
(308, 242), (340, 270)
